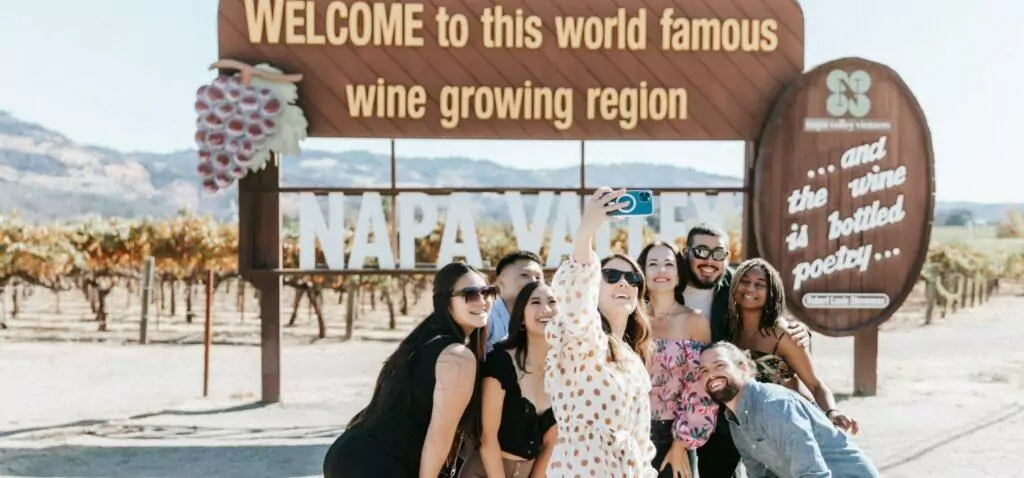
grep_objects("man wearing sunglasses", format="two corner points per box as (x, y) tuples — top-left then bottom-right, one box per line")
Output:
(683, 224), (812, 478)
(485, 250), (545, 352)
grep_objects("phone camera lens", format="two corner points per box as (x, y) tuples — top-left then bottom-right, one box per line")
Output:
(640, 192), (651, 201)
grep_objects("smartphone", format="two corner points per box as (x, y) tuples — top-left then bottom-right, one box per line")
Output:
(608, 189), (655, 217)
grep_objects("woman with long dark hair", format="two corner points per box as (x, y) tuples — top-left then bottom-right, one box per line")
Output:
(727, 258), (859, 435)
(323, 262), (495, 478)
(460, 281), (559, 477)
(543, 187), (658, 477)
(636, 241), (718, 478)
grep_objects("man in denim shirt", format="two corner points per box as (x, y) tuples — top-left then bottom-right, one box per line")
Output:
(699, 342), (879, 478)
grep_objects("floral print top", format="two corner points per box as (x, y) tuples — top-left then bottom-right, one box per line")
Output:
(648, 338), (719, 449)
(544, 251), (658, 477)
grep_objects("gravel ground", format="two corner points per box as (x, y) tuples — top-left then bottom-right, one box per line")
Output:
(1, 286), (1022, 477)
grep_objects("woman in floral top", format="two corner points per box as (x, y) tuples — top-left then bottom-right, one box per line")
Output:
(543, 187), (658, 477)
(636, 241), (718, 478)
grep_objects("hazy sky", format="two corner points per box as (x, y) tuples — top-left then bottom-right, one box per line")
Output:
(1, 1), (1020, 202)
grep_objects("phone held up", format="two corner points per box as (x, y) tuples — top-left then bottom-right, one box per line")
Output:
(607, 189), (655, 217)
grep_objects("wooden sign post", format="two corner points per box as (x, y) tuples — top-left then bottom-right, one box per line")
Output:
(752, 57), (936, 396)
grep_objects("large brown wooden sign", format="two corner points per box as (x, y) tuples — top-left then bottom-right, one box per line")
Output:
(753, 57), (935, 336)
(217, 0), (804, 140)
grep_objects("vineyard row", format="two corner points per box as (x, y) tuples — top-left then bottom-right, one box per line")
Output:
(1, 212), (1020, 334)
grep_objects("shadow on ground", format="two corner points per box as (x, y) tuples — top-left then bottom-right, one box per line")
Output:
(0, 444), (328, 478)
(0, 402), (274, 440)
(0, 402), (340, 477)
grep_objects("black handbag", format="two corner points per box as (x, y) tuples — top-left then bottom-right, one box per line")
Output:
(440, 431), (465, 478)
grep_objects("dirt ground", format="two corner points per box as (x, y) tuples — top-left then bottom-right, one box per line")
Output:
(1, 281), (1022, 477)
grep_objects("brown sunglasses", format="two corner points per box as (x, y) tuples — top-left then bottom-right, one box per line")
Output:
(451, 285), (499, 302)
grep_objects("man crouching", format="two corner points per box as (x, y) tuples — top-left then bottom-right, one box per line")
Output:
(698, 341), (879, 478)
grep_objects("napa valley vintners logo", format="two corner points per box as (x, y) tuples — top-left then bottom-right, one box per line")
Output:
(803, 68), (892, 133)
(826, 69), (871, 118)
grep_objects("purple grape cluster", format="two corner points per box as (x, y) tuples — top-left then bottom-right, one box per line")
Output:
(194, 75), (283, 192)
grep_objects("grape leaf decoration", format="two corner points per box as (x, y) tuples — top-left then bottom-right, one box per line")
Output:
(193, 61), (307, 193)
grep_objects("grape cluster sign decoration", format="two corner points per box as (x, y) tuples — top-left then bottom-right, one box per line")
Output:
(753, 57), (935, 336)
(193, 60), (309, 192)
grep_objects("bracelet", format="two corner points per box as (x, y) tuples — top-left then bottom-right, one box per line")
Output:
(825, 409), (839, 418)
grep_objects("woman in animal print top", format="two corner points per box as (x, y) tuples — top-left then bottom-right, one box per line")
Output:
(728, 258), (859, 435)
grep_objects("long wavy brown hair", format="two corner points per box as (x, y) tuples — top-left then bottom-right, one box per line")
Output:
(636, 240), (690, 305)
(599, 253), (653, 366)
(727, 258), (786, 341)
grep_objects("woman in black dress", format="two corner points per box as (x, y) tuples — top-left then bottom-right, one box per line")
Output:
(459, 281), (559, 477)
(323, 262), (495, 478)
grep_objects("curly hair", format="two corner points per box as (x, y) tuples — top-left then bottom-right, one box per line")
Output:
(727, 258), (786, 341)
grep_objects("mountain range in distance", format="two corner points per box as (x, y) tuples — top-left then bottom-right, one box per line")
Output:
(0, 110), (1012, 226)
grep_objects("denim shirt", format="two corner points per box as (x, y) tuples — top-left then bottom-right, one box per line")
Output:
(485, 298), (510, 353)
(724, 381), (880, 478)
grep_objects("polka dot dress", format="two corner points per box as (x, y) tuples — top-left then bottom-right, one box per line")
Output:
(543, 252), (658, 477)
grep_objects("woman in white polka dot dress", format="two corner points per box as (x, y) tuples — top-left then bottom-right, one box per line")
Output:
(543, 187), (658, 477)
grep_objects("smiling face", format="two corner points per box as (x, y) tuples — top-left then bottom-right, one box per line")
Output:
(699, 347), (749, 403)
(599, 257), (642, 319)
(643, 245), (679, 294)
(497, 259), (544, 303)
(733, 265), (768, 311)
(448, 271), (495, 333)
(687, 234), (729, 289)
(523, 283), (559, 338)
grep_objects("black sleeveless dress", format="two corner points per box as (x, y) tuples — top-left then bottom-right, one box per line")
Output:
(323, 333), (462, 477)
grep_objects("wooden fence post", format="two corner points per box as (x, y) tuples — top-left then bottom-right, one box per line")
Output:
(139, 256), (155, 344)
(924, 266), (937, 325)
(345, 277), (357, 340)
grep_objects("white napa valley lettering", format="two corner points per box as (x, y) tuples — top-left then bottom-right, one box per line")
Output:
(436, 193), (483, 267)
(840, 135), (888, 170)
(295, 191), (739, 269)
(397, 192), (438, 269)
(505, 192), (555, 254)
(298, 193), (346, 269)
(792, 244), (873, 291)
(347, 192), (396, 269)
(827, 194), (906, 241)
(847, 165), (908, 198)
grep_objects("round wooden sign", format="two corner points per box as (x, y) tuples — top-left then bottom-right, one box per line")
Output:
(753, 57), (935, 336)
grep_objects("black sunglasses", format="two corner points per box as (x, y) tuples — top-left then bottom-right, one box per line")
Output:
(451, 285), (498, 302)
(601, 269), (643, 287)
(690, 245), (729, 261)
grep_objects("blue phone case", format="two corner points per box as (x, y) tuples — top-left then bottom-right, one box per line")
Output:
(609, 189), (655, 217)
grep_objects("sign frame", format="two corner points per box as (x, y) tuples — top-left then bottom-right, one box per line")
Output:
(752, 56), (936, 338)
